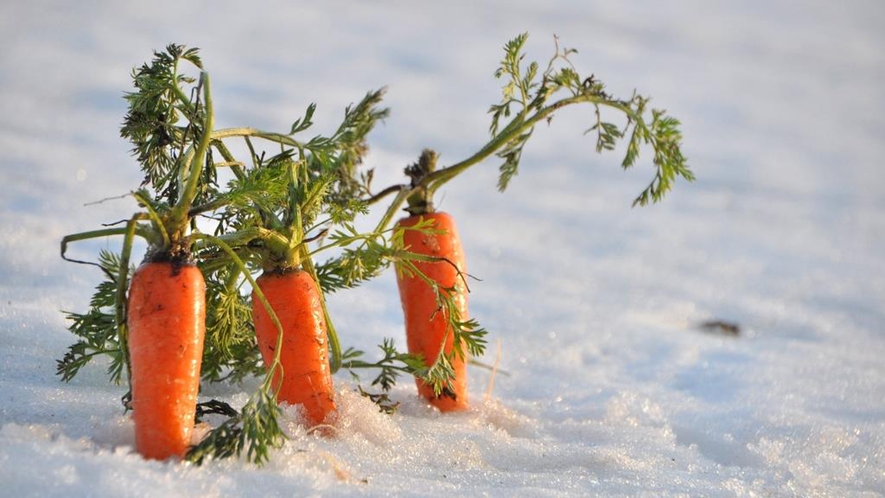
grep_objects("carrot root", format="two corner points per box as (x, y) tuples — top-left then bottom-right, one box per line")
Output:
(395, 212), (470, 412)
(127, 261), (206, 460)
(252, 270), (337, 427)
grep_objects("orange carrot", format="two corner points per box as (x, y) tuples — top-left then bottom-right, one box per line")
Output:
(252, 269), (337, 427)
(127, 260), (206, 460)
(395, 211), (469, 411)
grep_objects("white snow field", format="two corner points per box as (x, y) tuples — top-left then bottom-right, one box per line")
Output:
(1, 1), (883, 496)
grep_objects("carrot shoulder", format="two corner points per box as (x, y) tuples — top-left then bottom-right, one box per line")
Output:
(395, 211), (469, 411)
(252, 270), (337, 427)
(127, 261), (206, 460)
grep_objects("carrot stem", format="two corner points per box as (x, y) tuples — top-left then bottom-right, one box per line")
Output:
(371, 93), (644, 232)
(211, 127), (304, 148)
(374, 186), (413, 235)
(60, 225), (153, 266)
(425, 94), (629, 196)
(132, 190), (170, 250)
(115, 214), (143, 397)
(166, 71), (214, 246)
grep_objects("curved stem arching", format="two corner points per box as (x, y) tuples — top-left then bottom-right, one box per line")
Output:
(114, 214), (144, 400)
(424, 93), (628, 196)
(166, 71), (215, 248)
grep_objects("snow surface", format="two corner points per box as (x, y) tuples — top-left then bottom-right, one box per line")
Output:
(1, 1), (884, 496)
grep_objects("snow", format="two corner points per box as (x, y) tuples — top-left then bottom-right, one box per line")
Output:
(2, 0), (884, 496)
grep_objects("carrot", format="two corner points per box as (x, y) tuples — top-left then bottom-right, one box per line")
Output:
(127, 260), (206, 460)
(251, 269), (337, 427)
(374, 32), (694, 409)
(395, 211), (469, 411)
(62, 56), (216, 461)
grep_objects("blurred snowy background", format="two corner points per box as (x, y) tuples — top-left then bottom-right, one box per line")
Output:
(1, 1), (883, 496)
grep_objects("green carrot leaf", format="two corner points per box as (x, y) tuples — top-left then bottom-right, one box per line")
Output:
(289, 102), (317, 135)
(185, 388), (286, 466)
(57, 251), (130, 384)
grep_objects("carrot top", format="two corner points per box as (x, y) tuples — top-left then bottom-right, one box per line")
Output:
(341, 33), (694, 408)
(60, 47), (217, 391)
